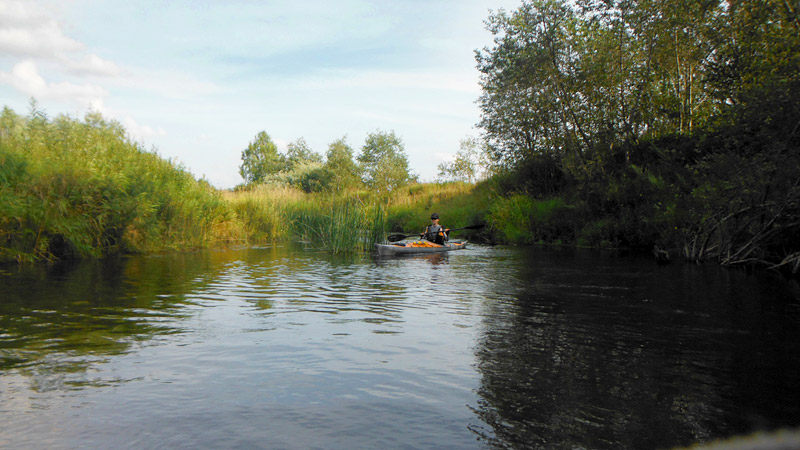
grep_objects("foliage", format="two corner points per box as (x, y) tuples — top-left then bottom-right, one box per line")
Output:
(286, 137), (323, 168)
(239, 131), (285, 184)
(223, 185), (300, 243)
(257, 161), (329, 193)
(323, 137), (361, 192)
(382, 182), (491, 240)
(357, 130), (411, 192)
(487, 195), (536, 245)
(475, 0), (800, 273)
(0, 105), (494, 261)
(288, 195), (386, 254)
(437, 136), (492, 183)
(0, 107), (234, 263)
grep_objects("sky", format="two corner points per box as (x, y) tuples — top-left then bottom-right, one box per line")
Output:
(0, 0), (520, 188)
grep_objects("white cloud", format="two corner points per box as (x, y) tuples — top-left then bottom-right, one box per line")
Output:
(122, 116), (166, 140)
(0, 1), (166, 142)
(0, 1), (121, 78)
(64, 53), (122, 77)
(0, 0), (84, 58)
(0, 60), (107, 106)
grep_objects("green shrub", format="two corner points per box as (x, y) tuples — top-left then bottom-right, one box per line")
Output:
(487, 194), (535, 244)
(0, 107), (233, 263)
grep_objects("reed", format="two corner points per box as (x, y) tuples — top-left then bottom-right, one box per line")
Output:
(222, 185), (305, 243)
(230, 188), (388, 254)
(1, 106), (495, 263)
(0, 108), (234, 263)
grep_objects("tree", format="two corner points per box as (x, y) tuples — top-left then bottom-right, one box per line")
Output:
(286, 137), (322, 170)
(324, 136), (361, 191)
(475, 0), (731, 185)
(475, 0), (800, 270)
(357, 130), (411, 192)
(239, 131), (285, 184)
(476, 0), (586, 194)
(437, 136), (490, 183)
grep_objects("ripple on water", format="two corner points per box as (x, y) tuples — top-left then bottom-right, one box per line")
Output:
(1, 245), (799, 449)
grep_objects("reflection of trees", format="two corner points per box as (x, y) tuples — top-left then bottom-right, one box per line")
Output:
(471, 248), (800, 449)
(1, 243), (374, 390)
(0, 250), (238, 389)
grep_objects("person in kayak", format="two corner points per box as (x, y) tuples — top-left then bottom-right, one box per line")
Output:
(421, 213), (450, 244)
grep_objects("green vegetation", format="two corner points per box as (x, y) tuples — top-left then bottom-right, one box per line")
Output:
(3, 0), (798, 277)
(239, 131), (283, 184)
(356, 130), (413, 192)
(0, 107), (484, 262)
(474, 0), (800, 274)
(223, 183), (485, 255)
(437, 136), (491, 183)
(0, 105), (234, 263)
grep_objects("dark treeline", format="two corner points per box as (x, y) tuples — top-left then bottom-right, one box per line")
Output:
(476, 0), (800, 273)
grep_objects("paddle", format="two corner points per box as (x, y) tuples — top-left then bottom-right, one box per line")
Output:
(387, 224), (485, 242)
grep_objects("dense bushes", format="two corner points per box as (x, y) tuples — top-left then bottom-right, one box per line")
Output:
(472, 0), (800, 273)
(0, 107), (234, 263)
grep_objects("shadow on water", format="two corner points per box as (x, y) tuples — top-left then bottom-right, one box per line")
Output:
(469, 246), (800, 449)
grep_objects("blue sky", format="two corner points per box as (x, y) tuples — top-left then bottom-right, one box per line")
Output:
(0, 0), (519, 188)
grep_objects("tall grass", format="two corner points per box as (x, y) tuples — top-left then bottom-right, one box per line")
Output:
(223, 185), (302, 243)
(0, 107), (234, 263)
(382, 182), (489, 238)
(224, 187), (387, 254)
(484, 195), (576, 245)
(222, 182), (492, 253)
(1, 105), (522, 263)
(290, 197), (385, 254)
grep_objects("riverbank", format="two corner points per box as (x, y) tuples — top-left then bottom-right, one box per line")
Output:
(2, 106), (798, 277)
(0, 107), (475, 261)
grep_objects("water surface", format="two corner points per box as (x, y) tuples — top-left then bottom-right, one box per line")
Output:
(1, 245), (799, 449)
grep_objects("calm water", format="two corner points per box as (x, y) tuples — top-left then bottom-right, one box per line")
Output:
(1, 244), (799, 449)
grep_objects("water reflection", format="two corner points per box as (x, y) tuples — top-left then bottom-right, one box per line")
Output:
(1, 244), (799, 448)
(470, 247), (800, 449)
(0, 252), (227, 389)
(0, 244), (441, 390)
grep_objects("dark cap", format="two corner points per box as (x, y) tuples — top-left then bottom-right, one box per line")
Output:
(430, 213), (439, 220)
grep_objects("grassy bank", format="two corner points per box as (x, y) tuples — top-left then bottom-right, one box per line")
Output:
(8, 105), (795, 274)
(224, 185), (387, 254)
(0, 103), (658, 265)
(0, 107), (237, 263)
(0, 108), (492, 263)
(222, 182), (490, 253)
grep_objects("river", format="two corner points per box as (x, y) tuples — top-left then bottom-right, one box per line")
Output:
(1, 244), (799, 449)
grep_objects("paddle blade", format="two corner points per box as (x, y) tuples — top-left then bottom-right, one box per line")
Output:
(387, 234), (407, 242)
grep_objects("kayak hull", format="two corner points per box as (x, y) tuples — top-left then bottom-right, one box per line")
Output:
(375, 239), (467, 256)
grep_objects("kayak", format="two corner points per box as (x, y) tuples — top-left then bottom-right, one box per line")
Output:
(375, 239), (467, 256)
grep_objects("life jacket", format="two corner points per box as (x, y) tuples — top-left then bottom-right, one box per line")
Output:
(423, 224), (447, 244)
